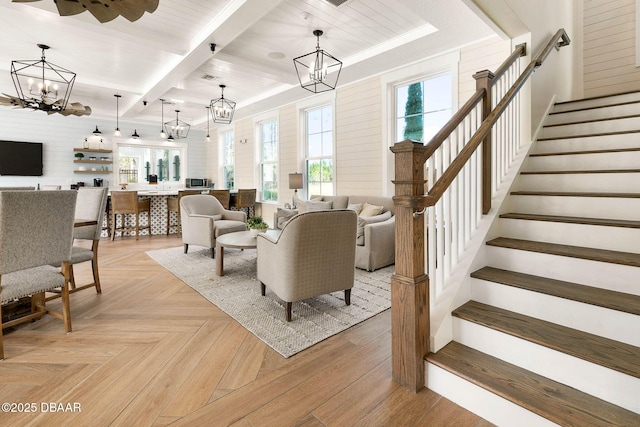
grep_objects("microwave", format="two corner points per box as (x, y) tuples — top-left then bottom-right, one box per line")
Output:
(185, 178), (208, 188)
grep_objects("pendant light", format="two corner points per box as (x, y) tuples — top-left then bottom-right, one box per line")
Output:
(210, 84), (236, 124)
(205, 106), (211, 142)
(131, 129), (140, 139)
(159, 98), (167, 138)
(114, 94), (121, 136)
(164, 109), (190, 139)
(93, 126), (101, 135)
(293, 30), (342, 93)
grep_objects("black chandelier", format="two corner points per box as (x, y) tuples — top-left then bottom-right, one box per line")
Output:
(210, 84), (236, 124)
(164, 109), (190, 140)
(11, 44), (76, 112)
(293, 30), (342, 94)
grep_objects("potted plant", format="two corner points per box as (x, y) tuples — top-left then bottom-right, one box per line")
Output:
(247, 216), (269, 236)
(74, 152), (85, 160)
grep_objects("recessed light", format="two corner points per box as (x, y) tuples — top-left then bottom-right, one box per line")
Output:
(268, 52), (285, 60)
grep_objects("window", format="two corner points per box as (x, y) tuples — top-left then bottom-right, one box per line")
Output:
(117, 145), (184, 184)
(221, 130), (234, 190)
(305, 104), (333, 196)
(396, 73), (452, 143)
(260, 120), (278, 202)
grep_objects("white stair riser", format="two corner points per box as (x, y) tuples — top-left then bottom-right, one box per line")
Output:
(484, 245), (640, 296)
(454, 318), (640, 413)
(524, 151), (640, 171)
(515, 173), (640, 193)
(552, 92), (640, 113)
(534, 133), (640, 153)
(541, 117), (640, 139)
(506, 195), (640, 221)
(470, 278), (640, 347)
(546, 103), (640, 125)
(498, 218), (640, 253)
(426, 363), (559, 427)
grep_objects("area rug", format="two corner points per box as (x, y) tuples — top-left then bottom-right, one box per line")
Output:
(146, 246), (393, 358)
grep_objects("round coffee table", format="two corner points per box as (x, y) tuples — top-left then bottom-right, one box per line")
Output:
(215, 230), (278, 276)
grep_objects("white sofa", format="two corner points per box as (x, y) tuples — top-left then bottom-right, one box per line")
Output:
(274, 195), (395, 271)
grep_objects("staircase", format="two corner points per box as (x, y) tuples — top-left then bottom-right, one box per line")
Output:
(425, 92), (640, 426)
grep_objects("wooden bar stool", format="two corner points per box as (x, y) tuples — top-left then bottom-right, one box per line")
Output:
(111, 191), (151, 240)
(209, 189), (231, 209)
(166, 190), (201, 235)
(236, 188), (256, 218)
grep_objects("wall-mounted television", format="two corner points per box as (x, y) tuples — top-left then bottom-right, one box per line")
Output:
(0, 140), (43, 176)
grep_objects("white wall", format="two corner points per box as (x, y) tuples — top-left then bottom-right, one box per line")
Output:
(0, 108), (207, 189)
(584, 0), (640, 97)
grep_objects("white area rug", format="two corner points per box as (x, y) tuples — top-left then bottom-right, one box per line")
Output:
(146, 246), (393, 358)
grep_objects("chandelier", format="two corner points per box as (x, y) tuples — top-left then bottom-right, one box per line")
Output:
(10, 44), (76, 113)
(210, 85), (236, 124)
(164, 110), (190, 140)
(293, 30), (342, 93)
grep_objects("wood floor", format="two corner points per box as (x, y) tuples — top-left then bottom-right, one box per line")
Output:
(0, 235), (491, 427)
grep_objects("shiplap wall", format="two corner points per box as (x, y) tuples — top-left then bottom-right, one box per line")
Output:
(0, 108), (206, 188)
(458, 38), (512, 104)
(335, 77), (384, 196)
(584, 0), (640, 97)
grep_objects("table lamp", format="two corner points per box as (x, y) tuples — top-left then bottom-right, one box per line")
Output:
(288, 172), (303, 208)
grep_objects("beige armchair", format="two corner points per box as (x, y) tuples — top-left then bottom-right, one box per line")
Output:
(180, 194), (247, 258)
(256, 210), (357, 321)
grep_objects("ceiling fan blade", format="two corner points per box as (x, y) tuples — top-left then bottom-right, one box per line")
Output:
(54, 0), (88, 17)
(82, 2), (121, 23)
(11, 0), (42, 3)
(112, 2), (146, 22)
(141, 0), (159, 13)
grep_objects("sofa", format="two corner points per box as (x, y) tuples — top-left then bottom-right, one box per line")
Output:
(274, 195), (395, 271)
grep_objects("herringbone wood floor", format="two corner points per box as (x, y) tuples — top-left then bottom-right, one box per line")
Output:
(0, 235), (491, 426)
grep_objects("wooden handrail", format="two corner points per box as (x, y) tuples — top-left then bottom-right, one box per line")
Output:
(423, 28), (571, 208)
(492, 43), (527, 85)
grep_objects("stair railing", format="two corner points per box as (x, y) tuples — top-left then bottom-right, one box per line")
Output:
(390, 29), (571, 391)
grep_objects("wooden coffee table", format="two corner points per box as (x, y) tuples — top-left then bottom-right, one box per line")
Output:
(215, 230), (279, 276)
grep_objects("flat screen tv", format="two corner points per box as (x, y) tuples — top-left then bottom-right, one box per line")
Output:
(0, 140), (43, 176)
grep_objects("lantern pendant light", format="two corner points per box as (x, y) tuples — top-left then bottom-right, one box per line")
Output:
(293, 30), (342, 93)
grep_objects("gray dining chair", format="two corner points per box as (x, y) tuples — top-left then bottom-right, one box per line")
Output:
(0, 190), (77, 359)
(48, 187), (108, 298)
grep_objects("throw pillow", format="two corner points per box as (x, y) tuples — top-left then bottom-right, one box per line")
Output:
(296, 196), (322, 213)
(276, 208), (298, 229)
(347, 203), (362, 214)
(306, 200), (333, 212)
(356, 210), (392, 245)
(360, 202), (384, 217)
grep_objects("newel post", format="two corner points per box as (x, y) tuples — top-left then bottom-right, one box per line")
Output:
(473, 70), (495, 215)
(390, 140), (429, 392)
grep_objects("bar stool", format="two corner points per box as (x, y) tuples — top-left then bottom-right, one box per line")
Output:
(209, 189), (230, 209)
(111, 191), (151, 240)
(236, 188), (256, 218)
(166, 189), (201, 235)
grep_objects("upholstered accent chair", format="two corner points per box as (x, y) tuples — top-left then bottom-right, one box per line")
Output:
(256, 209), (357, 322)
(66, 187), (108, 296)
(180, 195), (247, 258)
(0, 190), (77, 359)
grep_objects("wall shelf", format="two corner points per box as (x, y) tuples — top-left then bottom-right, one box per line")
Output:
(74, 170), (112, 174)
(74, 148), (112, 153)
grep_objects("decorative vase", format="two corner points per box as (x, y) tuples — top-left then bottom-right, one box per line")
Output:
(250, 228), (259, 237)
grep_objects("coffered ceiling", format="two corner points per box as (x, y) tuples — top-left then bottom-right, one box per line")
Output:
(0, 0), (497, 130)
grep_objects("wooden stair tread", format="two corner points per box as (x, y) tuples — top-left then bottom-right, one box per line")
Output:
(543, 113), (640, 128)
(511, 190), (640, 198)
(530, 147), (640, 157)
(521, 169), (640, 175)
(427, 342), (640, 427)
(499, 212), (640, 229)
(453, 300), (640, 378)
(550, 99), (640, 115)
(471, 266), (640, 316)
(486, 237), (640, 267)
(538, 129), (640, 141)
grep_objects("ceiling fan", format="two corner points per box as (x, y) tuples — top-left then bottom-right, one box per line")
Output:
(0, 93), (92, 116)
(12, 0), (159, 23)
